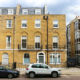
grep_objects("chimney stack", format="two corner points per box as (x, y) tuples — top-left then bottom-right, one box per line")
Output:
(16, 4), (21, 15)
(44, 4), (48, 15)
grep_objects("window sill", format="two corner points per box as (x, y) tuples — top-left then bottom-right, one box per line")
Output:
(21, 48), (27, 50)
(35, 27), (41, 28)
(52, 48), (58, 50)
(50, 63), (61, 65)
(21, 27), (27, 28)
(53, 27), (59, 29)
(6, 27), (12, 29)
(6, 48), (11, 49)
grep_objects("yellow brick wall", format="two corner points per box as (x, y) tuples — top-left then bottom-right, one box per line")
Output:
(0, 15), (67, 68)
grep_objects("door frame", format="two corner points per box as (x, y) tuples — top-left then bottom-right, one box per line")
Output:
(37, 52), (45, 64)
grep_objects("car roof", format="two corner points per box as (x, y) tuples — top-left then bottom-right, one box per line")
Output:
(31, 63), (47, 65)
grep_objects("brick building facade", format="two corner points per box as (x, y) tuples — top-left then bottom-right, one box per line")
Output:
(0, 5), (67, 68)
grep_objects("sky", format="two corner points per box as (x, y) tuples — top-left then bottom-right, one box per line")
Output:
(0, 0), (80, 25)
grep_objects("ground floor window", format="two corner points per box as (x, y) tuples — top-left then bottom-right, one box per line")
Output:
(2, 53), (9, 65)
(23, 53), (30, 64)
(50, 53), (61, 64)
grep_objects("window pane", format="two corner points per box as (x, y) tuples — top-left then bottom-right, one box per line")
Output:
(53, 20), (58, 27)
(53, 43), (58, 48)
(6, 36), (11, 48)
(53, 37), (58, 42)
(24, 54), (30, 64)
(50, 53), (61, 64)
(24, 58), (29, 63)
(54, 56), (57, 63)
(22, 36), (27, 49)
(8, 9), (13, 15)
(35, 36), (40, 42)
(7, 20), (12, 28)
(35, 43), (40, 48)
(22, 20), (27, 27)
(58, 55), (60, 63)
(53, 37), (58, 48)
(22, 40), (26, 48)
(35, 20), (41, 28)
(35, 9), (41, 14)
(22, 9), (28, 15)
(50, 55), (53, 63)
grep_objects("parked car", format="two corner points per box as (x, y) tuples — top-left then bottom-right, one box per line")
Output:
(0, 66), (20, 79)
(26, 63), (61, 78)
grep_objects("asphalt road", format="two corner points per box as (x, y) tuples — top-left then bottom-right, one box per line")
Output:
(0, 75), (80, 80)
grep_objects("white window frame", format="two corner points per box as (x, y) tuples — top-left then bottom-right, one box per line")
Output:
(8, 9), (13, 15)
(53, 20), (59, 28)
(35, 36), (41, 49)
(52, 36), (59, 49)
(6, 20), (12, 28)
(21, 20), (27, 28)
(35, 19), (41, 28)
(22, 9), (28, 15)
(23, 53), (30, 65)
(35, 9), (41, 14)
(21, 36), (27, 49)
(6, 36), (11, 49)
(50, 53), (61, 64)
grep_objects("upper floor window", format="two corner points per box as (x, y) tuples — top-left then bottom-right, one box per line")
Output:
(0, 9), (2, 15)
(53, 36), (58, 49)
(35, 36), (40, 49)
(35, 19), (41, 28)
(53, 20), (59, 28)
(21, 36), (27, 49)
(50, 53), (61, 64)
(35, 9), (41, 14)
(7, 20), (12, 28)
(6, 36), (11, 49)
(22, 9), (28, 15)
(21, 20), (27, 28)
(8, 9), (13, 15)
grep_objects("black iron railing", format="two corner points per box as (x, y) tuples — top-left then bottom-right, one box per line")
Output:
(18, 44), (43, 50)
(46, 45), (66, 50)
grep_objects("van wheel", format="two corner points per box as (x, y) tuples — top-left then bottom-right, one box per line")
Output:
(8, 74), (13, 79)
(51, 72), (58, 78)
(29, 72), (35, 78)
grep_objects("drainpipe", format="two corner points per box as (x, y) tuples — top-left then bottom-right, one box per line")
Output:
(46, 16), (48, 65)
(13, 16), (15, 68)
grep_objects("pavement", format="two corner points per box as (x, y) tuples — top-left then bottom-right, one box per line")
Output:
(61, 68), (80, 75)
(17, 67), (80, 75)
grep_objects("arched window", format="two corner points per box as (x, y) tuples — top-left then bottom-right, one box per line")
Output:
(2, 53), (9, 65)
(23, 53), (30, 64)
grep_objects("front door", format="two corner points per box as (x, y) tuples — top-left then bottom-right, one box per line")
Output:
(37, 53), (45, 63)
